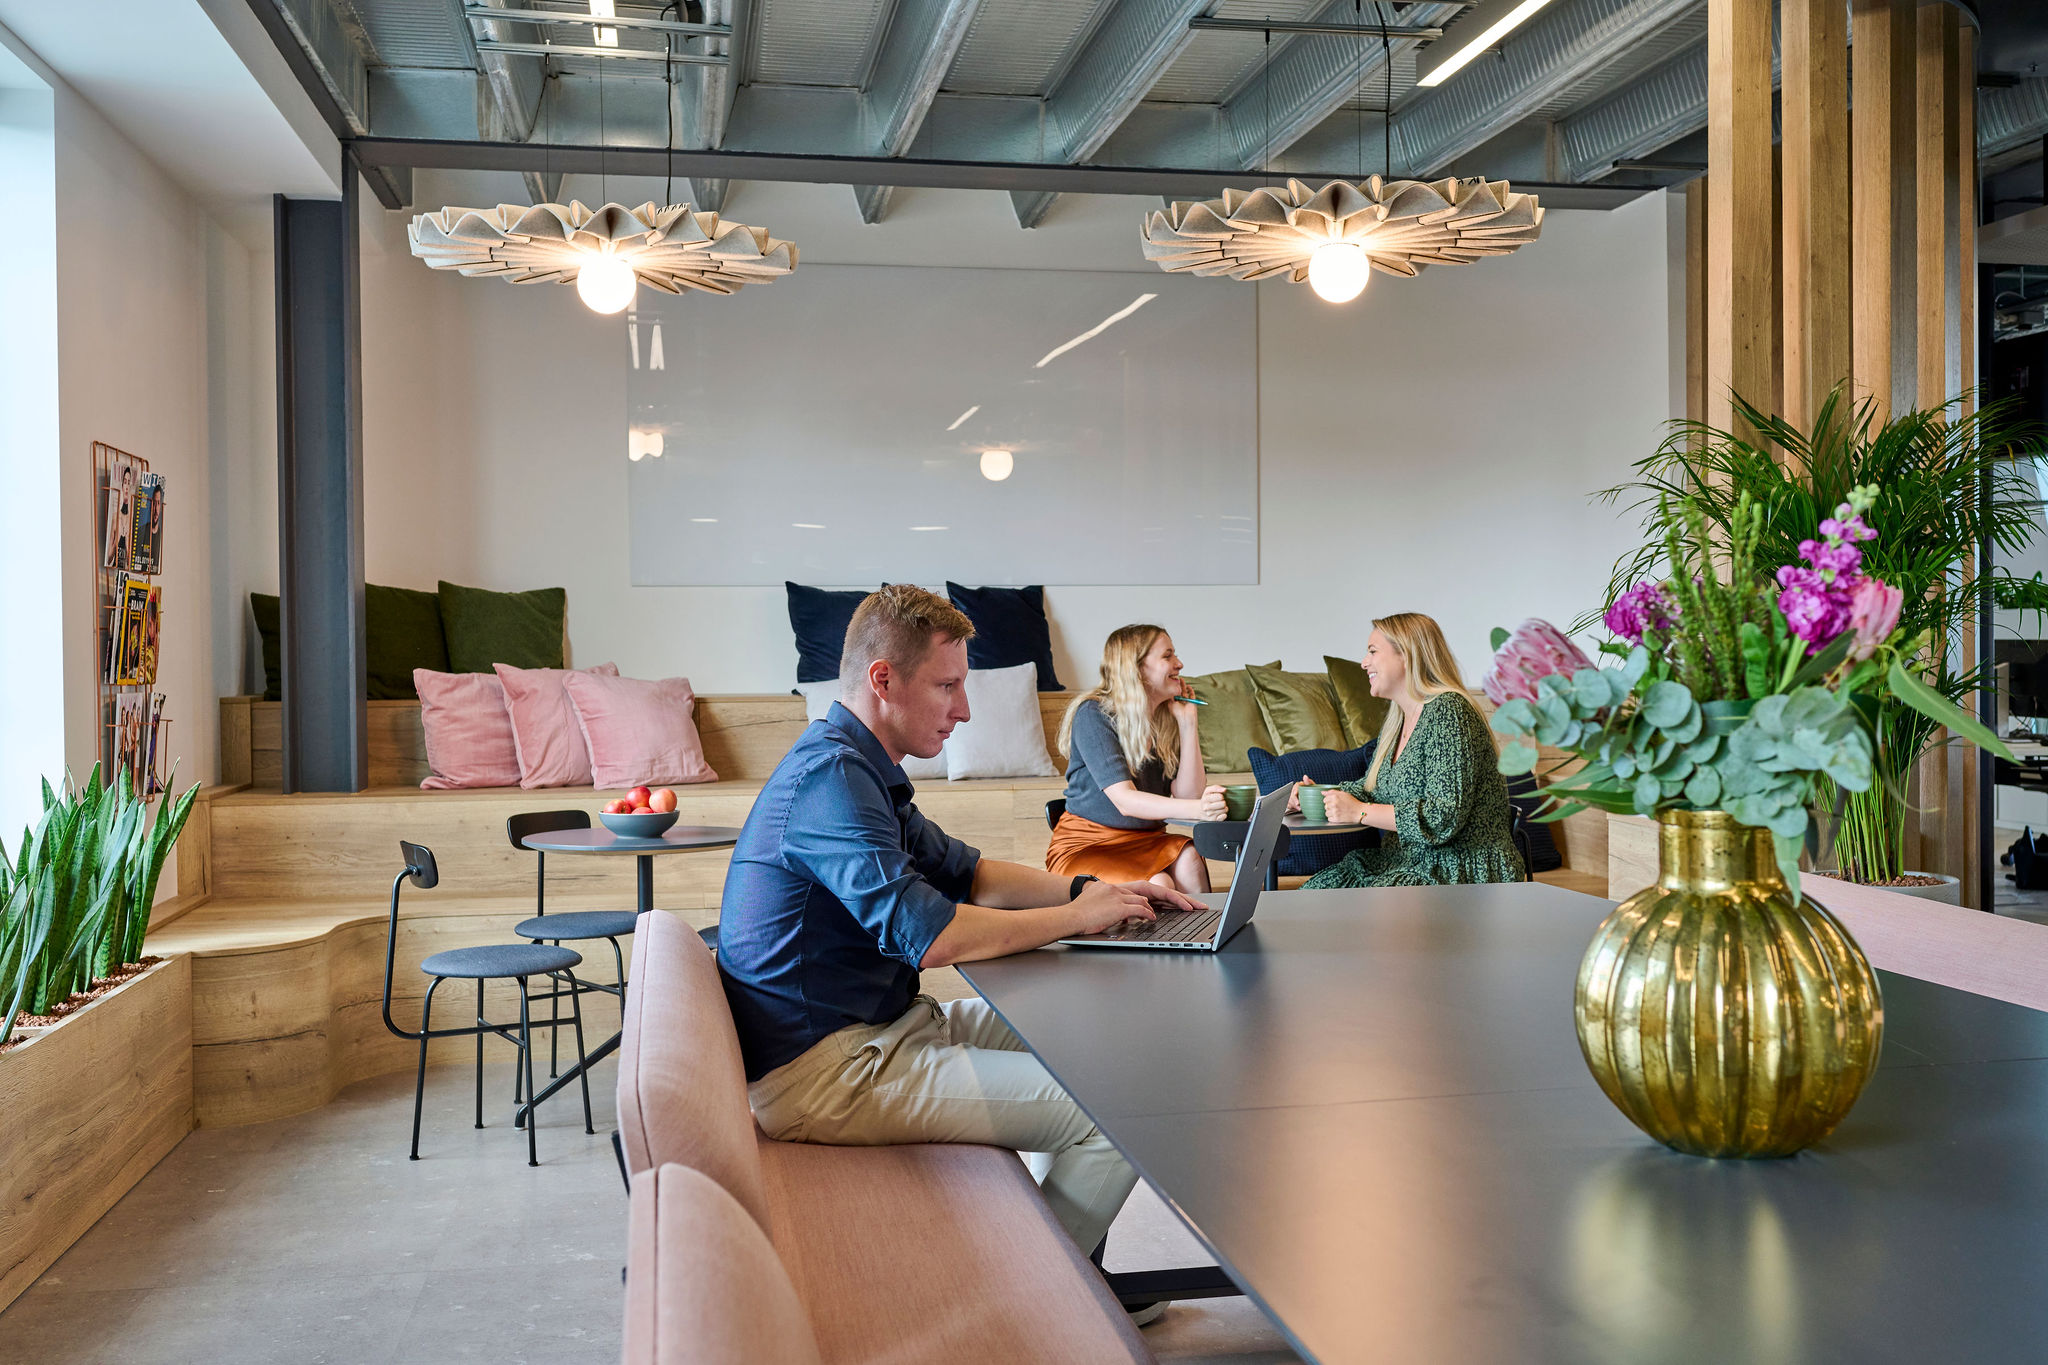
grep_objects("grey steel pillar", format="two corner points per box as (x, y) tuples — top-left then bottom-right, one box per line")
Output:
(273, 152), (367, 793)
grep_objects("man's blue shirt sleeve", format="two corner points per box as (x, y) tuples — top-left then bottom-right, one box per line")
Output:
(781, 757), (977, 967)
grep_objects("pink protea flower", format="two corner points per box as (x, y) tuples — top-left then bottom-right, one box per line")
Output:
(1482, 619), (1595, 706)
(1844, 577), (1904, 661)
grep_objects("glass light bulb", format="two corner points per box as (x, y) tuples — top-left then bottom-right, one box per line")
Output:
(577, 255), (637, 314)
(980, 449), (1014, 482)
(1308, 241), (1369, 303)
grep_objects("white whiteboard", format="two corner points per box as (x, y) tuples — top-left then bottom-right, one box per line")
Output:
(624, 263), (1258, 586)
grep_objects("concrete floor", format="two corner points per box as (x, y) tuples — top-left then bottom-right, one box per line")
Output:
(0, 1060), (1297, 1365)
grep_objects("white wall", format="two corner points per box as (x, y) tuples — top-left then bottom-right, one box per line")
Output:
(331, 175), (1674, 694)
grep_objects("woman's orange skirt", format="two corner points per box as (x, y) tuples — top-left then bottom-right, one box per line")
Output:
(1045, 812), (1192, 882)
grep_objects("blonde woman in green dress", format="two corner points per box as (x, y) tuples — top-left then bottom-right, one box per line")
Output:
(1294, 612), (1523, 888)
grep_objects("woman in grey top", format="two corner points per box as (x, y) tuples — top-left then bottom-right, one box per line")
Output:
(1048, 625), (1227, 892)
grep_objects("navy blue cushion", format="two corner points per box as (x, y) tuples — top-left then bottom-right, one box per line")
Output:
(1505, 772), (1562, 873)
(786, 582), (873, 685)
(946, 583), (1062, 691)
(1247, 743), (1378, 877)
(516, 910), (639, 941)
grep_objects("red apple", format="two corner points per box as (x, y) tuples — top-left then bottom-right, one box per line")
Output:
(632, 804), (652, 814)
(603, 798), (630, 815)
(627, 785), (653, 808)
(648, 788), (677, 813)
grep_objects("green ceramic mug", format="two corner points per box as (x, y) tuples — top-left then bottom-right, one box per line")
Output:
(1222, 784), (1258, 821)
(1297, 782), (1327, 822)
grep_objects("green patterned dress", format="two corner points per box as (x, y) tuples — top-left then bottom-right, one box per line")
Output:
(1303, 691), (1523, 889)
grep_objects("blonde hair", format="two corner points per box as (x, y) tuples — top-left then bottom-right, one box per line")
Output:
(840, 584), (974, 692)
(1057, 624), (1181, 780)
(1362, 612), (1489, 791)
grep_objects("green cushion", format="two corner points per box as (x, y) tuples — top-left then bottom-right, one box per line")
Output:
(367, 584), (450, 700)
(1245, 664), (1349, 755)
(251, 593), (281, 702)
(437, 581), (567, 673)
(1325, 655), (1392, 748)
(1184, 661), (1278, 775)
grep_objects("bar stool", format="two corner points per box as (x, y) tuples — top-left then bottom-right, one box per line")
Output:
(380, 840), (591, 1166)
(506, 811), (640, 1078)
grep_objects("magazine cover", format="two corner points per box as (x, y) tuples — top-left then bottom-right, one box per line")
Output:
(113, 693), (146, 783)
(115, 577), (156, 686)
(132, 473), (165, 573)
(143, 693), (166, 794)
(102, 457), (136, 570)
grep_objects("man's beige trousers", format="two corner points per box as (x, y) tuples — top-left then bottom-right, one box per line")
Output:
(749, 995), (1137, 1254)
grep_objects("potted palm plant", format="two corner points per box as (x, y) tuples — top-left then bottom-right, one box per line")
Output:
(1594, 386), (2048, 902)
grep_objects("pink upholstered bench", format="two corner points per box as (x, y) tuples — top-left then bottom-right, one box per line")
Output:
(617, 911), (1155, 1365)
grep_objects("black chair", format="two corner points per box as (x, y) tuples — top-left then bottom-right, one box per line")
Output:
(380, 840), (592, 1167)
(1190, 821), (1292, 892)
(507, 811), (640, 1077)
(1045, 797), (1066, 831)
(1503, 773), (1560, 882)
(1509, 808), (1535, 882)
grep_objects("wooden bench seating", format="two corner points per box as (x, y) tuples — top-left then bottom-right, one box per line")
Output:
(618, 910), (1153, 1365)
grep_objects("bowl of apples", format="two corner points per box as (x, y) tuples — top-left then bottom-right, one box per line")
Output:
(601, 785), (680, 840)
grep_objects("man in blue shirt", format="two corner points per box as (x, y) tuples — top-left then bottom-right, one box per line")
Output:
(720, 585), (1196, 1262)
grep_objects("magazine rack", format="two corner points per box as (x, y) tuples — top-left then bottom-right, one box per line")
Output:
(90, 441), (170, 800)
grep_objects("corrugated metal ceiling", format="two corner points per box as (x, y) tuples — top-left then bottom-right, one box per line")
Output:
(753, 0), (890, 86)
(1529, 3), (1705, 121)
(349, 0), (474, 68)
(1146, 0), (1335, 104)
(943, 0), (1107, 98)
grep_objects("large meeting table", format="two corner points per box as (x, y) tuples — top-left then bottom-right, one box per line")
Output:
(958, 882), (2048, 1365)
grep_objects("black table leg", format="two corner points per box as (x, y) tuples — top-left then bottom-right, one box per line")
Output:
(637, 854), (653, 915)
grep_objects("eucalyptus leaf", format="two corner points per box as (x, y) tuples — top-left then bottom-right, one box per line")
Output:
(1490, 626), (1510, 652)
(1642, 680), (1693, 729)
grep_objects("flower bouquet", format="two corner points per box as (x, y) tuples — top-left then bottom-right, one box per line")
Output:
(1484, 486), (2011, 1159)
(1486, 485), (2014, 895)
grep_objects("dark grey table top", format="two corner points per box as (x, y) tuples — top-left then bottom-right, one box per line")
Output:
(958, 882), (2048, 1365)
(518, 826), (741, 854)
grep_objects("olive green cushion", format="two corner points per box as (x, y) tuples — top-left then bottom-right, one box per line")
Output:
(367, 584), (450, 700)
(1245, 664), (1348, 756)
(251, 593), (281, 701)
(437, 581), (567, 673)
(1325, 655), (1392, 749)
(1185, 662), (1278, 776)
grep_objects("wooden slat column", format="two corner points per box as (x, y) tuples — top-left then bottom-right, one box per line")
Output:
(1780, 0), (1850, 429)
(1851, 0), (1917, 420)
(1685, 177), (1707, 428)
(1705, 0), (1774, 433)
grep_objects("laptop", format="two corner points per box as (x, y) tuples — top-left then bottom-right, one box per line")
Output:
(1057, 784), (1291, 952)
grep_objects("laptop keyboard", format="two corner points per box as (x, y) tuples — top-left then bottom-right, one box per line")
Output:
(1102, 909), (1222, 942)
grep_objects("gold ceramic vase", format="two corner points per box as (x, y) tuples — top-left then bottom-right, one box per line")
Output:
(1575, 809), (1883, 1158)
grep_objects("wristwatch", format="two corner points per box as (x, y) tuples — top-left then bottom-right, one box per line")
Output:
(1069, 874), (1099, 900)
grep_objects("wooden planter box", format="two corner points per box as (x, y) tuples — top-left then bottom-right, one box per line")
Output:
(0, 955), (194, 1312)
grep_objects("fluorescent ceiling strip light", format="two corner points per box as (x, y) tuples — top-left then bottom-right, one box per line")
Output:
(1034, 294), (1157, 369)
(589, 0), (618, 47)
(1416, 0), (1553, 87)
(946, 405), (980, 430)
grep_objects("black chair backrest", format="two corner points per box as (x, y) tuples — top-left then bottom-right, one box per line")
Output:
(507, 809), (592, 849)
(1044, 798), (1066, 831)
(384, 841), (440, 1040)
(1188, 821), (1291, 868)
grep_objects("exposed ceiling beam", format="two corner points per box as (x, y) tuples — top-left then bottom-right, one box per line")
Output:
(682, 0), (749, 211)
(1391, 0), (1701, 178)
(449, 0), (552, 207)
(1215, 1), (1460, 175)
(348, 133), (1649, 207)
(852, 0), (983, 223)
(243, 0), (408, 208)
(1978, 78), (2048, 165)
(1556, 24), (1790, 183)
(1010, 0), (1213, 228)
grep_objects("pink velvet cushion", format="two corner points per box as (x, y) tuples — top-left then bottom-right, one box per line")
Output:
(563, 672), (718, 789)
(494, 662), (620, 789)
(414, 669), (522, 789)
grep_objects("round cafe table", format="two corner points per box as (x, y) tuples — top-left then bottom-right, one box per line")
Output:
(518, 824), (742, 917)
(510, 822), (741, 1124)
(1167, 812), (1379, 890)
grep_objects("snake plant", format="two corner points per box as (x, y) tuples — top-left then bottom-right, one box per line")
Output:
(0, 764), (197, 1049)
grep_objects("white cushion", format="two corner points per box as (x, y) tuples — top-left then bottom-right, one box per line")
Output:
(946, 663), (1057, 781)
(795, 680), (948, 780)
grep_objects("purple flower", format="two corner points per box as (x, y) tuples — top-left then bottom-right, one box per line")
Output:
(1845, 577), (1904, 660)
(1604, 582), (1677, 647)
(1775, 488), (1885, 653)
(1482, 619), (1595, 706)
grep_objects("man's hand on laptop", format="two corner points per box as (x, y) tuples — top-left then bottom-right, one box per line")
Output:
(1070, 881), (1168, 935)
(1126, 881), (1204, 914)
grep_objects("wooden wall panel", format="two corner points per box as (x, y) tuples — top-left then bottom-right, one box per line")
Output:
(1685, 178), (1707, 428)
(1851, 0), (1916, 418)
(1705, 0), (1776, 431)
(1780, 0), (1851, 427)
